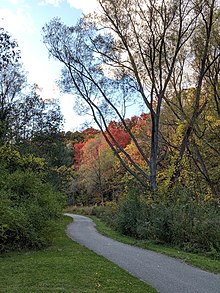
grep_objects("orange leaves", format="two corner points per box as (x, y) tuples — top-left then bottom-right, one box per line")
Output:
(74, 142), (85, 169)
(73, 113), (151, 170)
(131, 113), (151, 137)
(81, 127), (100, 139)
(73, 127), (101, 169)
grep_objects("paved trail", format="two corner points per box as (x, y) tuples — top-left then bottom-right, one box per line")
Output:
(65, 213), (220, 293)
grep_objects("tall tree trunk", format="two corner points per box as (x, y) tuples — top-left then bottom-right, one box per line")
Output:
(169, 0), (215, 188)
(150, 111), (160, 192)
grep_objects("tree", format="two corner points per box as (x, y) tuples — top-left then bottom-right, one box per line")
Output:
(0, 28), (72, 193)
(0, 28), (69, 254)
(160, 85), (220, 196)
(0, 28), (26, 142)
(43, 0), (220, 192)
(72, 127), (100, 169)
(77, 134), (116, 204)
(107, 120), (131, 148)
(0, 27), (20, 69)
(167, 0), (220, 191)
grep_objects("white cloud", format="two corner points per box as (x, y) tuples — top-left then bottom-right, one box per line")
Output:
(7, 0), (25, 4)
(0, 4), (54, 101)
(38, 0), (63, 7)
(0, 7), (34, 35)
(67, 0), (98, 14)
(0, 6), (35, 80)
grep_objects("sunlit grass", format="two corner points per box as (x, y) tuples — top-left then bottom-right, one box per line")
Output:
(0, 216), (158, 293)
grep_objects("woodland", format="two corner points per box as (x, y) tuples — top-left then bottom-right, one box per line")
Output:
(1, 0), (220, 257)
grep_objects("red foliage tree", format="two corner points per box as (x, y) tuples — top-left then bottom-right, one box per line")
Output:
(74, 141), (85, 169)
(107, 121), (131, 149)
(82, 127), (100, 139)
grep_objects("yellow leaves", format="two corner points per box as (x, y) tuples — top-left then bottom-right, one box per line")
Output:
(176, 120), (187, 140)
(206, 116), (220, 127)
(204, 192), (212, 202)
(0, 144), (46, 172)
(23, 154), (46, 172)
(0, 144), (21, 162)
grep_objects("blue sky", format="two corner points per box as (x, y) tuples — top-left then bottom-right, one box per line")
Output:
(0, 0), (98, 131)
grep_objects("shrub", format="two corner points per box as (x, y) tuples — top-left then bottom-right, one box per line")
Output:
(93, 187), (220, 256)
(92, 201), (119, 228)
(170, 200), (220, 254)
(115, 188), (152, 239)
(0, 168), (64, 253)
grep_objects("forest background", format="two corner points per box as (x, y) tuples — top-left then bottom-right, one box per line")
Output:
(1, 0), (220, 258)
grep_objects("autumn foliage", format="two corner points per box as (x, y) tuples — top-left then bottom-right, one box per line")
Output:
(107, 121), (131, 149)
(74, 142), (85, 169)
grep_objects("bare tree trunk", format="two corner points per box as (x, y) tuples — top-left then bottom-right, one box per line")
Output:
(169, 0), (216, 187)
(149, 110), (159, 191)
(188, 140), (217, 197)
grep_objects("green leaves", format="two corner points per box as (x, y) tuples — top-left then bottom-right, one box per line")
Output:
(0, 144), (46, 173)
(0, 167), (64, 253)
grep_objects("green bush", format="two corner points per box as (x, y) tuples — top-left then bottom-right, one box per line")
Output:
(0, 168), (64, 253)
(170, 200), (220, 254)
(92, 202), (119, 228)
(93, 188), (220, 256)
(116, 190), (141, 237)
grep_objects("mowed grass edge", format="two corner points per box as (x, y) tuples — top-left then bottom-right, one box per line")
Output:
(0, 216), (158, 293)
(90, 216), (220, 274)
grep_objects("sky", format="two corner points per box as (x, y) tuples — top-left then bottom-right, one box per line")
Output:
(0, 0), (99, 131)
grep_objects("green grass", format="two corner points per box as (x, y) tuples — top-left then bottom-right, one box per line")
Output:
(90, 216), (220, 274)
(0, 216), (158, 293)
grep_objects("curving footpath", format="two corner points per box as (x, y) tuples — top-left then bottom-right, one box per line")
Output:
(65, 213), (220, 293)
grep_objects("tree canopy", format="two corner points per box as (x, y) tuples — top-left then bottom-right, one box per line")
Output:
(43, 0), (220, 194)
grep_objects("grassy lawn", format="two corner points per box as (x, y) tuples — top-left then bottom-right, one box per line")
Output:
(0, 216), (158, 293)
(91, 216), (220, 274)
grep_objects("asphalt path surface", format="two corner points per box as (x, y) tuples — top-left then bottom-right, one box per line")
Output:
(65, 213), (220, 293)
